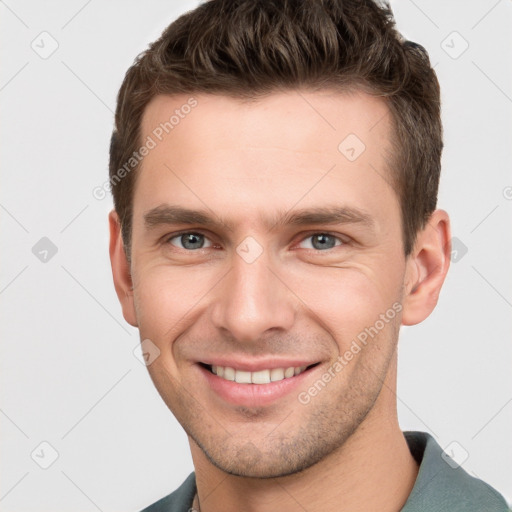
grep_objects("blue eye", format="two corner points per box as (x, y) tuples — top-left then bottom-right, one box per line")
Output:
(299, 233), (343, 250)
(168, 232), (213, 250)
(165, 232), (344, 252)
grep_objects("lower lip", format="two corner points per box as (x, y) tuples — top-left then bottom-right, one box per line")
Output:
(198, 365), (315, 407)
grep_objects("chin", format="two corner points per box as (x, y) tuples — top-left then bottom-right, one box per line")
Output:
(191, 425), (349, 479)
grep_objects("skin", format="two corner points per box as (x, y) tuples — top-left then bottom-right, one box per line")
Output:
(109, 90), (451, 512)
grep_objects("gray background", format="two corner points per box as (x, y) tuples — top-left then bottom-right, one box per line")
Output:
(1, 0), (511, 510)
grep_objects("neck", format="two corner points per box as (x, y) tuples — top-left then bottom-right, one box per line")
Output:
(190, 360), (418, 512)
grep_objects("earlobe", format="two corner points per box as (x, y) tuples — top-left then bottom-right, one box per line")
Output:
(108, 210), (138, 327)
(401, 210), (451, 326)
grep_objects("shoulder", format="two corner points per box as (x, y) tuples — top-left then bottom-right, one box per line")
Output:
(140, 472), (196, 512)
(402, 431), (509, 512)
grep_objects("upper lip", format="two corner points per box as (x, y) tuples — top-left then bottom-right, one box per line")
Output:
(198, 358), (320, 372)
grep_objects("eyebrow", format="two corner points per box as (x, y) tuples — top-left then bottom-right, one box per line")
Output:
(143, 204), (375, 232)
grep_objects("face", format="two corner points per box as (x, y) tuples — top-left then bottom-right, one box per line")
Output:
(119, 90), (414, 477)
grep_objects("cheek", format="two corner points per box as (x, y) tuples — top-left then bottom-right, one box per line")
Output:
(284, 262), (403, 349)
(132, 265), (218, 342)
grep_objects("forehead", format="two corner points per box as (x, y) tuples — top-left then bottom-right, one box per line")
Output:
(135, 90), (396, 231)
(141, 89), (391, 155)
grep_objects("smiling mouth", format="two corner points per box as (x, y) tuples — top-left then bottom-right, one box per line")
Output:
(200, 363), (320, 384)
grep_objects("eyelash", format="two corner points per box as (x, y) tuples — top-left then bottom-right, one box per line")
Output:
(163, 230), (348, 252)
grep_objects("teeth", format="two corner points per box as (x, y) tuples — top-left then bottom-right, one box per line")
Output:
(270, 368), (284, 381)
(284, 367), (295, 378)
(223, 367), (235, 381)
(209, 365), (309, 384)
(235, 370), (252, 384)
(251, 369), (270, 384)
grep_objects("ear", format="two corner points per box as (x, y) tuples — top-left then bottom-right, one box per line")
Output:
(108, 210), (138, 327)
(401, 209), (451, 326)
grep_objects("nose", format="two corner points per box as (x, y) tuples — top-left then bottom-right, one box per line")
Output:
(209, 245), (295, 343)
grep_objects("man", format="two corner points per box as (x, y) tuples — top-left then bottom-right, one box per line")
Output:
(108, 1), (509, 511)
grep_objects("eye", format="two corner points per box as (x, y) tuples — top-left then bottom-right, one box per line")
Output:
(167, 232), (213, 250)
(298, 233), (344, 251)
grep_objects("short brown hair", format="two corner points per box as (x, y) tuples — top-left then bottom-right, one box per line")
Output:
(109, 0), (442, 257)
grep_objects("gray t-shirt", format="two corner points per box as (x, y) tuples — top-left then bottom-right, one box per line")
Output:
(140, 431), (509, 512)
